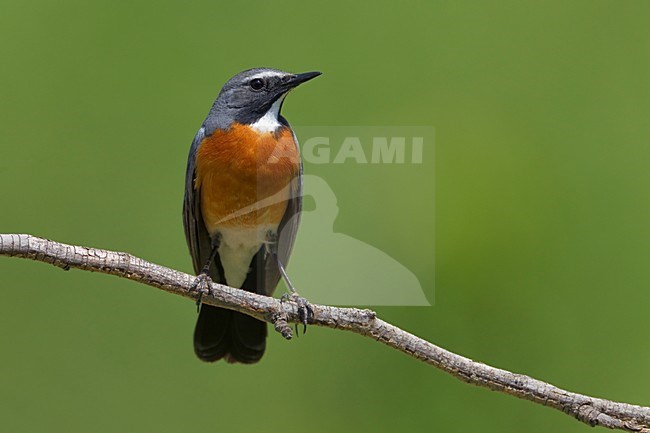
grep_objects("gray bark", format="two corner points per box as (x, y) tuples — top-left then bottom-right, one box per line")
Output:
(1, 233), (649, 432)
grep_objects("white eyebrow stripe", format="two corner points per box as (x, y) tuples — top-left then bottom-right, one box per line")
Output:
(249, 71), (286, 80)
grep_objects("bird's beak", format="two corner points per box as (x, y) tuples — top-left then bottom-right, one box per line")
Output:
(282, 71), (322, 90)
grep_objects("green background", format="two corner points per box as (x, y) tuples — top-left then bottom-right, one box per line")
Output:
(1, 1), (650, 432)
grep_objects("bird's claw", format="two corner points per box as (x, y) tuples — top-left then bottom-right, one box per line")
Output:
(281, 293), (314, 334)
(190, 273), (213, 312)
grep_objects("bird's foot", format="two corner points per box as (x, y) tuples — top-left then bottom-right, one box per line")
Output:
(281, 292), (314, 335)
(190, 273), (213, 312)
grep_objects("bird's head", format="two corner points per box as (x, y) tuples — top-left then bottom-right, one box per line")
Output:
(206, 67), (321, 133)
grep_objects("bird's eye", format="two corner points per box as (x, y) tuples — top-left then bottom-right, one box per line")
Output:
(249, 78), (264, 90)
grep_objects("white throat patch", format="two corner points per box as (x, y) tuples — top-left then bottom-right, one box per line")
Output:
(249, 95), (286, 133)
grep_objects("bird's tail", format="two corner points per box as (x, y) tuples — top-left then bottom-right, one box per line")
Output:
(193, 305), (266, 363)
(193, 248), (267, 364)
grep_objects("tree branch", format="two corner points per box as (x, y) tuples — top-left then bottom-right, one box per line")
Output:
(1, 233), (649, 432)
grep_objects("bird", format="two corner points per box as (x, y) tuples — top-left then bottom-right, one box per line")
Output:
(183, 67), (321, 363)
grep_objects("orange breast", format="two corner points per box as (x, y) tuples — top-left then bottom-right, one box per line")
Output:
(195, 123), (300, 232)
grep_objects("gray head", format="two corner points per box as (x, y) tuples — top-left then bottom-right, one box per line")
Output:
(203, 67), (321, 134)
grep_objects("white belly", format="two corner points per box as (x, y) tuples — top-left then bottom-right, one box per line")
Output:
(217, 225), (277, 288)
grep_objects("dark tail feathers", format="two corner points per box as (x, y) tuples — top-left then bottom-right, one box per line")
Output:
(193, 304), (267, 364)
(193, 247), (268, 364)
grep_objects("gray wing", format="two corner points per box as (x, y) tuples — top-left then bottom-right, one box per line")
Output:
(263, 129), (303, 295)
(183, 127), (220, 279)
